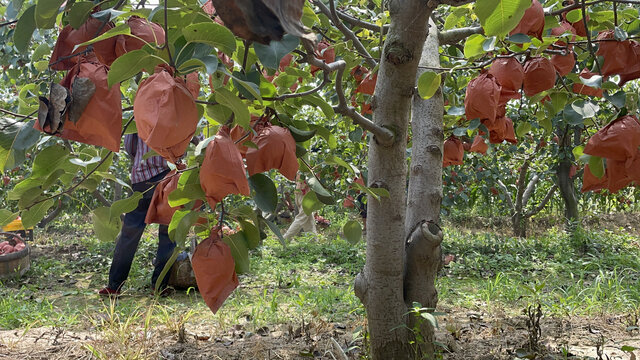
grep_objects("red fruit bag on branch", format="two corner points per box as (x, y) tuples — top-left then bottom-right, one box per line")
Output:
(35, 56), (123, 152)
(523, 57), (556, 96)
(551, 21), (577, 45)
(605, 159), (633, 193)
(572, 68), (603, 97)
(115, 16), (165, 57)
(145, 171), (204, 225)
(49, 18), (118, 70)
(595, 30), (640, 78)
(550, 51), (575, 77)
(581, 164), (608, 193)
(443, 137), (464, 167)
(488, 58), (524, 101)
(509, 0), (545, 40)
(134, 65), (198, 164)
(469, 135), (488, 154)
(185, 72), (201, 99)
(245, 125), (299, 181)
(355, 73), (377, 95)
(310, 41), (335, 74)
(583, 115), (640, 163)
(191, 231), (239, 314)
(464, 73), (501, 122)
(200, 126), (251, 208)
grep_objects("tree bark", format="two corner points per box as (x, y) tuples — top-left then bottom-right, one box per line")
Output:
(354, 1), (435, 359)
(404, 19), (444, 357)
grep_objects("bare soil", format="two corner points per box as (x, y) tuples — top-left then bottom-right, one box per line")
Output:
(2, 308), (639, 359)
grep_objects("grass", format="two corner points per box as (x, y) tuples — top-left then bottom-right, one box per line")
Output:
(1, 215), (640, 358)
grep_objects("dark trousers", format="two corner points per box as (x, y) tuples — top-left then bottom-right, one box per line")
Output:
(108, 170), (174, 291)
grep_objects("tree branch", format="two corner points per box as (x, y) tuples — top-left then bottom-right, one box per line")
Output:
(263, 73), (330, 101)
(496, 180), (515, 212)
(525, 185), (557, 218)
(438, 0), (477, 6)
(515, 157), (532, 214)
(521, 173), (540, 208)
(299, 41), (395, 145)
(0, 108), (37, 121)
(335, 10), (389, 34)
(438, 26), (483, 45)
(314, 0), (378, 69)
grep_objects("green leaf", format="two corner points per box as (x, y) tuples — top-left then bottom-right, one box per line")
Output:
(307, 177), (331, 198)
(572, 145), (584, 159)
(254, 34), (299, 70)
(92, 206), (121, 242)
(300, 94), (335, 120)
(0, 210), (19, 228)
(516, 122), (531, 137)
(0, 119), (39, 171)
(463, 34), (487, 58)
(482, 36), (497, 51)
(308, 124), (337, 149)
(302, 191), (323, 215)
(168, 184), (206, 207)
(343, 220), (362, 245)
(287, 126), (316, 142)
(183, 22), (236, 55)
(75, 22), (131, 47)
(110, 192), (142, 217)
(214, 88), (250, 128)
(35, 0), (64, 28)
(223, 232), (250, 274)
(264, 218), (286, 248)
(604, 90), (626, 109)
(549, 92), (568, 115)
(417, 71), (441, 100)
(475, 0), (530, 37)
(565, 9), (583, 23)
(13, 5), (36, 53)
(108, 49), (164, 87)
(178, 57), (218, 75)
(154, 247), (180, 292)
(563, 104), (584, 126)
(31, 145), (70, 178)
(239, 219), (261, 250)
(571, 100), (599, 119)
(589, 156), (604, 178)
(21, 199), (54, 229)
(32, 43), (50, 61)
(168, 209), (200, 247)
(325, 155), (356, 174)
(68, 1), (94, 29)
(248, 173), (278, 214)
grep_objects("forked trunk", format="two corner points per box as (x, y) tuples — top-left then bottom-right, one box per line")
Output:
(354, 1), (435, 359)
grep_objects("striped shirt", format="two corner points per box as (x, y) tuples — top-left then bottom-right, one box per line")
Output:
(124, 134), (169, 184)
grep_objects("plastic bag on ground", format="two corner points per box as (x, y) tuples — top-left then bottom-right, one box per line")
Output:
(200, 126), (251, 208)
(443, 137), (464, 167)
(134, 65), (199, 164)
(464, 73), (501, 122)
(245, 124), (299, 181)
(191, 231), (239, 314)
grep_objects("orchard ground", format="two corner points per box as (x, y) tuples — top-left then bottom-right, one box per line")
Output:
(1, 212), (640, 360)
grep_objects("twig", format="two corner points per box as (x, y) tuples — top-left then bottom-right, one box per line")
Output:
(241, 40), (250, 73)
(0, 108), (37, 120)
(315, 0), (377, 69)
(163, 0), (174, 68)
(23, 117), (135, 211)
(581, 0), (601, 74)
(195, 99), (219, 106)
(438, 26), (483, 45)
(547, 0), (640, 16)
(330, 338), (349, 360)
(0, 20), (18, 27)
(263, 74), (330, 101)
(525, 185), (558, 218)
(333, 9), (389, 34)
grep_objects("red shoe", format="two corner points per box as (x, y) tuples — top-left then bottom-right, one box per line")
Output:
(98, 287), (121, 298)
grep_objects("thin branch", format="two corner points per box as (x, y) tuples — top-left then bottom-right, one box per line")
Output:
(23, 117), (135, 210)
(263, 74), (330, 101)
(438, 0), (477, 6)
(525, 185), (557, 218)
(521, 174), (540, 207)
(136, 0), (148, 9)
(195, 99), (219, 106)
(0, 20), (18, 27)
(547, 0), (640, 16)
(163, 0), (174, 68)
(0, 108), (37, 120)
(334, 10), (389, 34)
(314, 0), (377, 69)
(581, 0), (601, 74)
(496, 179), (516, 212)
(438, 26), (483, 45)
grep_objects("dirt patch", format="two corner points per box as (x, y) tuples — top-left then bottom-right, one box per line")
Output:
(2, 309), (639, 359)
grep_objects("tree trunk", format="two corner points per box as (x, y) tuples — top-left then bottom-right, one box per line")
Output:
(512, 212), (527, 238)
(404, 19), (444, 357)
(354, 2), (435, 359)
(557, 160), (578, 224)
